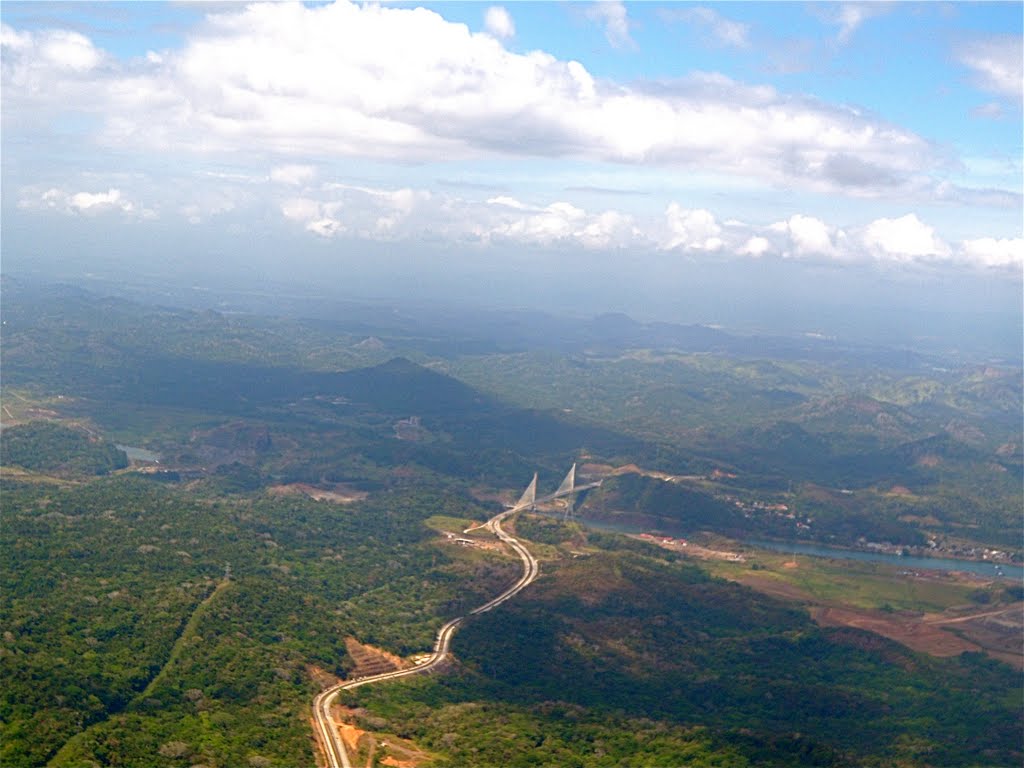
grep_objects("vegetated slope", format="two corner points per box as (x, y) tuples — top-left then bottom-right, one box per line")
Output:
(351, 547), (1022, 767)
(582, 473), (745, 532)
(0, 476), (508, 767)
(0, 421), (128, 476)
(1, 281), (642, 479)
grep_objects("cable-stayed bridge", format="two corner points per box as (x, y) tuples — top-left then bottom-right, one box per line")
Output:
(512, 463), (602, 518)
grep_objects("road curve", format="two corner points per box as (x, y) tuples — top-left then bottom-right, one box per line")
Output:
(312, 504), (539, 768)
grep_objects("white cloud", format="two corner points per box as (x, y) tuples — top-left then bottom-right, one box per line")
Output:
(20, 186), (138, 215)
(270, 165), (316, 186)
(39, 29), (102, 71)
(267, 178), (1019, 270)
(958, 36), (1024, 103)
(0, 3), (942, 197)
(1, 24), (105, 106)
(830, 3), (890, 45)
(663, 204), (723, 251)
(486, 195), (529, 210)
(862, 214), (950, 261)
(770, 214), (836, 257)
(481, 199), (642, 248)
(484, 6), (515, 40)
(307, 217), (345, 238)
(277, 182), (643, 249)
(665, 7), (750, 48)
(959, 237), (1024, 269)
(70, 188), (128, 211)
(739, 236), (770, 257)
(586, 1), (633, 50)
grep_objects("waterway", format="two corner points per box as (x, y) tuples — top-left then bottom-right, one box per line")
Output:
(746, 539), (1023, 582)
(552, 510), (1022, 582)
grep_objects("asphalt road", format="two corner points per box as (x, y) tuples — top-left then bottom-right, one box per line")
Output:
(312, 504), (539, 768)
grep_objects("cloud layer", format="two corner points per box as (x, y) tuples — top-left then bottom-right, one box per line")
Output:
(2, 2), (1020, 277)
(2, 2), (945, 196)
(262, 181), (1021, 270)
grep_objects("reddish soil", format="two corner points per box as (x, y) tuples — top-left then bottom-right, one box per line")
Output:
(732, 579), (1023, 668)
(810, 606), (982, 658)
(733, 574), (816, 603)
(345, 637), (410, 678)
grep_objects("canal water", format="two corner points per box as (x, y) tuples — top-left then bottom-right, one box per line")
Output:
(745, 539), (1023, 582)
(552, 511), (1022, 582)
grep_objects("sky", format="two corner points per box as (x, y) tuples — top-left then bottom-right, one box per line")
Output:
(1, 1), (1022, 336)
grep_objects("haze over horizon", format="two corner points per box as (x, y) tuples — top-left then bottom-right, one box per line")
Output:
(2, 1), (1021, 346)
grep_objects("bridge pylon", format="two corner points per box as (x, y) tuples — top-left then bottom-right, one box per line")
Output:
(516, 472), (538, 510)
(555, 463), (576, 497)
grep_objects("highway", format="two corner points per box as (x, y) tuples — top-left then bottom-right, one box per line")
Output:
(312, 503), (539, 768)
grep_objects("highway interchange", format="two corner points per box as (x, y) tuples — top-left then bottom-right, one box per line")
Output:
(312, 503), (540, 768)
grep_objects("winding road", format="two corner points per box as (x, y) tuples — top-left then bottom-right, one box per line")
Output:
(312, 504), (539, 768)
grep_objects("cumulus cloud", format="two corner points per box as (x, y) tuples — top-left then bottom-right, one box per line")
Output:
(281, 197), (343, 237)
(587, 2), (633, 49)
(862, 214), (950, 261)
(0, 2), (942, 197)
(1, 25), (101, 72)
(1, 24), (106, 113)
(663, 204), (723, 251)
(958, 36), (1023, 103)
(277, 184), (642, 249)
(770, 214), (837, 257)
(959, 237), (1024, 269)
(739, 236), (771, 257)
(663, 7), (750, 48)
(20, 186), (139, 215)
(484, 6), (515, 40)
(482, 199), (641, 248)
(39, 29), (102, 71)
(268, 176), (1019, 271)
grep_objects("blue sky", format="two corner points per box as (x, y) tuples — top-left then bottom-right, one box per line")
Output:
(1, 1), (1022, 304)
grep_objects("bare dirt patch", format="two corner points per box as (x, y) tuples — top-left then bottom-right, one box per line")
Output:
(810, 606), (982, 658)
(729, 571), (1022, 667)
(345, 637), (410, 678)
(733, 574), (816, 602)
(268, 483), (367, 504)
(336, 721), (366, 753)
(926, 603), (1024, 668)
(632, 533), (745, 562)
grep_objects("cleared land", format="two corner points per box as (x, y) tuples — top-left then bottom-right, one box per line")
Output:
(691, 544), (1022, 667)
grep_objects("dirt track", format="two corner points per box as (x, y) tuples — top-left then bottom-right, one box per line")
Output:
(732, 575), (1023, 668)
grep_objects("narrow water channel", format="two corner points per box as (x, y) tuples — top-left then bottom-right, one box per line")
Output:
(547, 510), (1023, 582)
